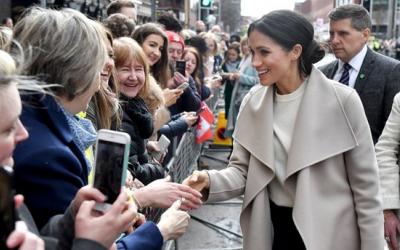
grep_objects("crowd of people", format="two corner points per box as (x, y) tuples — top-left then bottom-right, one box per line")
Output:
(2, 1), (400, 250)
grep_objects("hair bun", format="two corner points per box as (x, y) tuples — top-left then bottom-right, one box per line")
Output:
(304, 40), (325, 64)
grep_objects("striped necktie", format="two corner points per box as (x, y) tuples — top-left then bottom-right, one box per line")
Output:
(339, 63), (351, 85)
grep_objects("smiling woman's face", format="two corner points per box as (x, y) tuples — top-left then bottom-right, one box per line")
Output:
(248, 30), (293, 87)
(117, 58), (145, 98)
(0, 83), (28, 167)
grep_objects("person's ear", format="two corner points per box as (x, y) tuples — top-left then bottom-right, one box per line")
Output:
(362, 28), (371, 42)
(290, 44), (303, 61)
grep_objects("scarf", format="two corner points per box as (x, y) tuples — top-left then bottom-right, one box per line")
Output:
(58, 103), (97, 172)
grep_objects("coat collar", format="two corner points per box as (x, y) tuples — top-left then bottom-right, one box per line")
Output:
(22, 94), (89, 177)
(324, 60), (338, 79)
(234, 66), (358, 179)
(23, 94), (74, 144)
(354, 48), (375, 94)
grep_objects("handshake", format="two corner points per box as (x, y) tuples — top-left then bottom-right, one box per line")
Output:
(182, 170), (210, 193)
(153, 170), (210, 242)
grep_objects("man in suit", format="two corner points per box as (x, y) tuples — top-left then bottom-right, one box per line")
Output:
(320, 4), (400, 144)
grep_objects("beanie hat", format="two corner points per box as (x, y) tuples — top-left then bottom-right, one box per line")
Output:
(165, 31), (185, 50)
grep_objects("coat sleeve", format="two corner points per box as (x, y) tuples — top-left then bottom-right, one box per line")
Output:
(128, 155), (166, 185)
(174, 78), (201, 113)
(376, 92), (400, 210)
(116, 222), (163, 250)
(238, 66), (259, 87)
(343, 90), (384, 250)
(382, 63), (400, 141)
(199, 84), (212, 101)
(207, 141), (249, 202)
(158, 116), (189, 138)
(14, 146), (86, 229)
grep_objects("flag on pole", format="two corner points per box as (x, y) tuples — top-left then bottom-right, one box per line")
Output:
(196, 102), (214, 144)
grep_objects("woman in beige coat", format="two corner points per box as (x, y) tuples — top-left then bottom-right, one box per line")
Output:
(184, 10), (383, 250)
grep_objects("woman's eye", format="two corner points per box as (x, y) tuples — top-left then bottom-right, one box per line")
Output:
(260, 49), (269, 56)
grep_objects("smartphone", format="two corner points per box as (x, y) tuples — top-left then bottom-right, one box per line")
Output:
(210, 74), (222, 82)
(175, 60), (186, 76)
(151, 135), (171, 162)
(0, 166), (16, 249)
(176, 82), (189, 91)
(92, 130), (130, 212)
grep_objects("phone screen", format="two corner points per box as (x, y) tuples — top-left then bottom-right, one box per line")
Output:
(175, 60), (186, 75)
(0, 167), (16, 248)
(93, 140), (126, 204)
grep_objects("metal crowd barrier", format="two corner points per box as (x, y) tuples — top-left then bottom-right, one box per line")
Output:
(144, 87), (221, 224)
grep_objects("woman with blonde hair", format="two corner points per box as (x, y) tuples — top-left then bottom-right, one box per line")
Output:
(113, 37), (165, 185)
(0, 47), (188, 250)
(86, 29), (120, 131)
(12, 7), (109, 228)
(182, 46), (211, 101)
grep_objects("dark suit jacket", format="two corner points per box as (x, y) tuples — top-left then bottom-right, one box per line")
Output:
(320, 48), (400, 143)
(13, 94), (89, 229)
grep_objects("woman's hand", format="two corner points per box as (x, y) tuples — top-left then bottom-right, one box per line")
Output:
(384, 209), (400, 250)
(173, 72), (189, 86)
(74, 190), (137, 249)
(182, 170), (210, 192)
(71, 186), (106, 217)
(157, 199), (190, 241)
(133, 176), (202, 211)
(7, 221), (44, 250)
(182, 112), (198, 127)
(163, 88), (183, 107)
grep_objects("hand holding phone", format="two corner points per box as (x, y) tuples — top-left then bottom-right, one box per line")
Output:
(151, 135), (171, 162)
(92, 130), (131, 212)
(209, 74), (222, 82)
(176, 82), (189, 91)
(175, 60), (186, 76)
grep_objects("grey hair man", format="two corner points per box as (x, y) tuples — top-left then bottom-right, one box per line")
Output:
(320, 4), (400, 144)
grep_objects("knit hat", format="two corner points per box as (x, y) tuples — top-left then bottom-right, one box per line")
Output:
(165, 30), (185, 50)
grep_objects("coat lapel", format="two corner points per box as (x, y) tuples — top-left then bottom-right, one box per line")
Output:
(233, 85), (275, 209)
(286, 67), (358, 178)
(325, 60), (338, 79)
(354, 48), (375, 95)
(233, 85), (275, 172)
(36, 94), (89, 179)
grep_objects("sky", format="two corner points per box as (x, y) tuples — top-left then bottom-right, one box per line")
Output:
(241, 0), (296, 18)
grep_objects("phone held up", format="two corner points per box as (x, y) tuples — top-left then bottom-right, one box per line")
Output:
(151, 135), (171, 162)
(0, 166), (17, 249)
(92, 129), (131, 212)
(175, 60), (186, 76)
(176, 82), (189, 91)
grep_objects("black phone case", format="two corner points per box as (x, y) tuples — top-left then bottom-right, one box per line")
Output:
(175, 61), (186, 75)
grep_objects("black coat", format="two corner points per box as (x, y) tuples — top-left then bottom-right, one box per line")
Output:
(119, 95), (165, 185)
(320, 48), (400, 143)
(168, 77), (201, 116)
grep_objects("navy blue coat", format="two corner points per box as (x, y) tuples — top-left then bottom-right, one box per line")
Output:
(158, 113), (189, 138)
(117, 222), (163, 250)
(168, 77), (201, 116)
(13, 94), (88, 229)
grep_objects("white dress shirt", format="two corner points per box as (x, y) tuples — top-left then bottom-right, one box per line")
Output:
(333, 44), (368, 88)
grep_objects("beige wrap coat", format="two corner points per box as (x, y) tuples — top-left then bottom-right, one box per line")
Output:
(207, 67), (384, 250)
